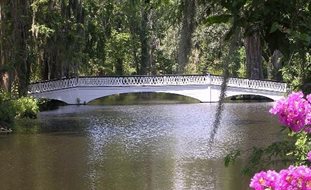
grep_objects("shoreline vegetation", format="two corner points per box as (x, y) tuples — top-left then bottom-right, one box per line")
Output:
(0, 92), (39, 133)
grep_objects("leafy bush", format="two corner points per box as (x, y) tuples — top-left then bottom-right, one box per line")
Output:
(0, 101), (16, 126)
(0, 91), (39, 128)
(14, 97), (39, 119)
(247, 92), (311, 189)
(0, 91), (16, 127)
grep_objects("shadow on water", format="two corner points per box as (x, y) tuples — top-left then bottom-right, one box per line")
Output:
(88, 92), (200, 105)
(224, 95), (274, 103)
(39, 99), (67, 111)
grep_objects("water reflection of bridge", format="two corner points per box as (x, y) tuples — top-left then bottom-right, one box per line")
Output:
(28, 75), (287, 104)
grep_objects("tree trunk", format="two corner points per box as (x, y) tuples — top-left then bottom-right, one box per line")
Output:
(149, 36), (156, 75)
(149, 9), (156, 75)
(270, 49), (283, 81)
(140, 0), (150, 75)
(133, 46), (140, 75)
(0, 2), (5, 89)
(245, 32), (263, 79)
(0, 1), (11, 91)
(177, 0), (196, 74)
(115, 58), (123, 75)
(11, 0), (32, 96)
(129, 30), (140, 75)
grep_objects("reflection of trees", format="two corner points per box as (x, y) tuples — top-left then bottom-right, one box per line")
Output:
(40, 116), (86, 133)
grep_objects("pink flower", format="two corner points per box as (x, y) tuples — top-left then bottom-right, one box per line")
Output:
(270, 92), (311, 133)
(250, 170), (279, 190)
(250, 94), (311, 190)
(275, 165), (311, 190)
(305, 94), (311, 131)
(250, 166), (311, 190)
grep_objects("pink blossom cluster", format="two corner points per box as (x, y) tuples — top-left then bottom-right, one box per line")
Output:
(269, 92), (311, 132)
(250, 93), (311, 190)
(250, 165), (311, 190)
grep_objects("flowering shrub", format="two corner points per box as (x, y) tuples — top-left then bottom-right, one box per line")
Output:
(250, 170), (279, 190)
(250, 92), (311, 190)
(269, 92), (311, 132)
(250, 165), (311, 190)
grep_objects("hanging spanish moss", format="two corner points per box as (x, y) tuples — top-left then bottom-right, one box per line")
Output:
(209, 29), (240, 143)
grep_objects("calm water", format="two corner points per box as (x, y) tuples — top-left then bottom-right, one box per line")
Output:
(0, 103), (283, 190)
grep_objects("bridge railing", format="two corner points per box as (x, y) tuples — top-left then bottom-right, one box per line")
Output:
(28, 75), (287, 94)
(76, 75), (210, 86)
(227, 78), (287, 92)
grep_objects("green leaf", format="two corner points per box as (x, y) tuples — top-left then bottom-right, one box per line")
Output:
(203, 14), (232, 25)
(270, 22), (280, 33)
(224, 149), (241, 167)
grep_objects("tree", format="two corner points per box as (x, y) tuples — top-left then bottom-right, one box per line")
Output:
(177, 0), (197, 74)
(139, 0), (150, 75)
(245, 31), (263, 79)
(1, 0), (310, 95)
(0, 0), (11, 91)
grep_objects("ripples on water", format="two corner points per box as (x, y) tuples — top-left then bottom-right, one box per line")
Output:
(0, 103), (282, 190)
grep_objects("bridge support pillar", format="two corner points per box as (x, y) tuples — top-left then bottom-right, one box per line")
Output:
(175, 86), (220, 103)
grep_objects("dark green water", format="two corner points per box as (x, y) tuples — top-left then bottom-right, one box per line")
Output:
(0, 102), (282, 190)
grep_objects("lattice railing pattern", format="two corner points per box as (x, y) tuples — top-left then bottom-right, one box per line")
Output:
(28, 75), (287, 94)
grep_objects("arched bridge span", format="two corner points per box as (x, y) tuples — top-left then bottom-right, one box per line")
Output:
(28, 75), (288, 104)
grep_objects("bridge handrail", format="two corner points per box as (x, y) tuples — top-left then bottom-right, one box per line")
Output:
(28, 75), (287, 94)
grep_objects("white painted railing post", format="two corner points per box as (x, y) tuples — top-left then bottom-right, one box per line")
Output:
(207, 73), (212, 102)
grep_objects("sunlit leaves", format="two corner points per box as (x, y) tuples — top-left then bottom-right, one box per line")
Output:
(203, 14), (232, 26)
(31, 24), (55, 38)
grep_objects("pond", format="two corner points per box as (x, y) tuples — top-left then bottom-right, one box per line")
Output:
(0, 102), (283, 190)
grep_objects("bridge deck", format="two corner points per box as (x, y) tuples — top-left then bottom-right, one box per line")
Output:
(28, 75), (287, 94)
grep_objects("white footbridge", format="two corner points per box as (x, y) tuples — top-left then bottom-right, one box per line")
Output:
(28, 75), (288, 104)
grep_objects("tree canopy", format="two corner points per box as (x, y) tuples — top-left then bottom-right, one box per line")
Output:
(0, 0), (310, 95)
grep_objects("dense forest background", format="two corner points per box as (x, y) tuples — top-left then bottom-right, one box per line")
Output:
(0, 0), (310, 96)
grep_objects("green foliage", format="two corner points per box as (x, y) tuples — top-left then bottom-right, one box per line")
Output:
(225, 129), (311, 176)
(1, 0), (310, 94)
(287, 132), (311, 165)
(192, 22), (231, 74)
(281, 52), (311, 90)
(0, 91), (17, 126)
(0, 91), (39, 128)
(31, 24), (55, 38)
(236, 47), (247, 77)
(203, 14), (232, 25)
(224, 149), (240, 167)
(14, 97), (39, 119)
